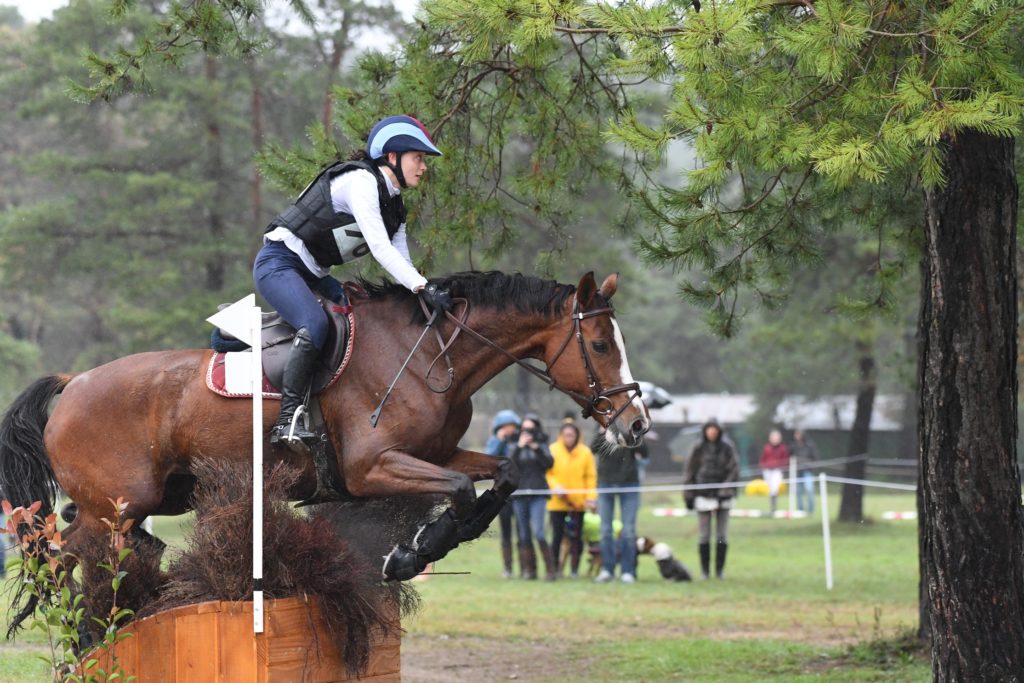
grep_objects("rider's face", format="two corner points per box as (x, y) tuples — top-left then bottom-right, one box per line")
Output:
(395, 151), (428, 187)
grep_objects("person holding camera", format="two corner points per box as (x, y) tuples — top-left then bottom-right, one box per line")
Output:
(683, 420), (740, 580)
(485, 409), (521, 578)
(510, 413), (555, 580)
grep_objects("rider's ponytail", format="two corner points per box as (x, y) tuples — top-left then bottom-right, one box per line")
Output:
(347, 149), (371, 162)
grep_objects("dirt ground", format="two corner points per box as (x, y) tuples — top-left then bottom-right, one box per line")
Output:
(401, 633), (587, 682)
(399, 627), (874, 682)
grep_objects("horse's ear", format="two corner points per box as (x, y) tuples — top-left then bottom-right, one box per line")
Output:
(598, 273), (619, 300)
(576, 272), (597, 307)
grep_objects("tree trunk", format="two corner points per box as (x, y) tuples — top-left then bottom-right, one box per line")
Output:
(919, 129), (1024, 679)
(248, 59), (264, 229)
(321, 18), (351, 136)
(909, 306), (931, 643)
(204, 55), (226, 292)
(838, 340), (875, 522)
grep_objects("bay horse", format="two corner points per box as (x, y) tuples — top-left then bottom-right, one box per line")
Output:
(0, 271), (649, 627)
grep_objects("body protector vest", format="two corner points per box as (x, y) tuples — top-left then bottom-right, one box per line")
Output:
(267, 160), (407, 267)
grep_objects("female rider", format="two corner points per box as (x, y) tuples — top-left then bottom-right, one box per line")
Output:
(254, 115), (452, 450)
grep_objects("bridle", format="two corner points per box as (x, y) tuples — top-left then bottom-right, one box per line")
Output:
(423, 295), (643, 426)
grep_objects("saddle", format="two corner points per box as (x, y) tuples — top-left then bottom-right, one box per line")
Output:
(206, 299), (354, 399)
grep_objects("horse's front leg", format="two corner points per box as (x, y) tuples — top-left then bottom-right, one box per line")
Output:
(344, 449), (477, 580)
(381, 449), (522, 580)
(443, 448), (520, 543)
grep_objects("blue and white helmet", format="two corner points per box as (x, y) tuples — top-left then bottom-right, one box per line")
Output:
(366, 115), (442, 159)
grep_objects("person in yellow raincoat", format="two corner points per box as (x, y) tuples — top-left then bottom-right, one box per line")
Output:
(546, 423), (596, 579)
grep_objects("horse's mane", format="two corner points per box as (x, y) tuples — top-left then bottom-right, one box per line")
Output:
(355, 271), (606, 320)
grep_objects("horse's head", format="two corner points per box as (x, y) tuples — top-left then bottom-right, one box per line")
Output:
(545, 272), (651, 447)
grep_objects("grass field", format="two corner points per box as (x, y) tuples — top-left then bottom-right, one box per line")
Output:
(2, 486), (928, 682)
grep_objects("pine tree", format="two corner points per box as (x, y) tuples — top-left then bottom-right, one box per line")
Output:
(404, 0), (1024, 675)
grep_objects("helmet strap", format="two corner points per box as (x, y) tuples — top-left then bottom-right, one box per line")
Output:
(382, 152), (407, 188)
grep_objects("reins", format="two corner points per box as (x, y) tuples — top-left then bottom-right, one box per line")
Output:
(418, 295), (643, 425)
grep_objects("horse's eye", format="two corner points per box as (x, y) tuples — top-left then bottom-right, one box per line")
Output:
(591, 340), (609, 353)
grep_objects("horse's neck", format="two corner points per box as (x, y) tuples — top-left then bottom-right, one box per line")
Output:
(446, 308), (557, 400)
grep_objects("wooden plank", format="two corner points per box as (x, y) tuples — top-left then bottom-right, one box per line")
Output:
(175, 610), (219, 682)
(218, 601), (258, 682)
(81, 597), (400, 683)
(137, 607), (178, 683)
(363, 636), (402, 678)
(265, 597), (343, 683)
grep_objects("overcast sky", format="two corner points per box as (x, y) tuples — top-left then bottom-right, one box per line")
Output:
(10, 0), (66, 22)
(8, 0), (417, 25)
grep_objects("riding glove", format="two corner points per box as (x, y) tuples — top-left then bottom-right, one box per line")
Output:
(421, 283), (454, 313)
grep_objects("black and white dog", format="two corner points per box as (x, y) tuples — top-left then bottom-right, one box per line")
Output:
(637, 537), (693, 582)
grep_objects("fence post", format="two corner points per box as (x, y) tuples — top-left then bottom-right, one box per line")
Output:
(819, 473), (833, 590)
(207, 295), (264, 633)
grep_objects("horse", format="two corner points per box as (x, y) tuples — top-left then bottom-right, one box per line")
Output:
(0, 270), (650, 628)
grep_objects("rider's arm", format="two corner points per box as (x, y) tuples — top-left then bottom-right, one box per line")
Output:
(391, 224), (413, 264)
(346, 172), (428, 292)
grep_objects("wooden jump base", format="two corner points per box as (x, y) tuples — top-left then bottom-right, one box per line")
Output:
(85, 596), (400, 682)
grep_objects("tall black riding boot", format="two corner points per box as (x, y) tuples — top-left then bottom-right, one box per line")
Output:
(698, 541), (711, 580)
(538, 540), (558, 581)
(715, 541), (728, 579)
(270, 328), (319, 451)
(519, 543), (537, 580)
(501, 542), (514, 579)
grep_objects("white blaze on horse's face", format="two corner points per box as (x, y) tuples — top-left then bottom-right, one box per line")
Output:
(607, 318), (651, 447)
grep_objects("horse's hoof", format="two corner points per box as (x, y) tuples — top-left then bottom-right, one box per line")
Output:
(382, 545), (422, 582)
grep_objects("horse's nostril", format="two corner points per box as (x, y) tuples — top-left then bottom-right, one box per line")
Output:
(631, 419), (646, 435)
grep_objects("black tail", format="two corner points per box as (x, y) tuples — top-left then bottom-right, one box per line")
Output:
(0, 375), (68, 518)
(1, 375), (70, 638)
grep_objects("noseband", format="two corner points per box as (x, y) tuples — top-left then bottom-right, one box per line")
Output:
(428, 296), (643, 425)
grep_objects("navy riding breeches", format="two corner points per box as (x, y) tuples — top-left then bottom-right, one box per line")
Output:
(253, 241), (329, 350)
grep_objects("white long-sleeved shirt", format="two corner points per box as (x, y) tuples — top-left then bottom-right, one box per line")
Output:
(265, 167), (428, 291)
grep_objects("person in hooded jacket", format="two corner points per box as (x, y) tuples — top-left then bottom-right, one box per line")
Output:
(683, 420), (740, 579)
(485, 409), (521, 578)
(509, 413), (555, 580)
(546, 422), (597, 579)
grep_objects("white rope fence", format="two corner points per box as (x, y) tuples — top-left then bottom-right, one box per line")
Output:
(505, 474), (917, 497)
(494, 471), (918, 592)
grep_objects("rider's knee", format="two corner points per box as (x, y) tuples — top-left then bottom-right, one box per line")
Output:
(302, 315), (329, 350)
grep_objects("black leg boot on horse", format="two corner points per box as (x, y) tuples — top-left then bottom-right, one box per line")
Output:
(383, 459), (521, 581)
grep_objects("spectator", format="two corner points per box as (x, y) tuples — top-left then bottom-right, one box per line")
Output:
(485, 409), (520, 578)
(759, 429), (790, 515)
(683, 420), (740, 579)
(509, 413), (555, 580)
(546, 423), (596, 579)
(791, 429), (820, 513)
(0, 509), (5, 578)
(591, 427), (648, 584)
